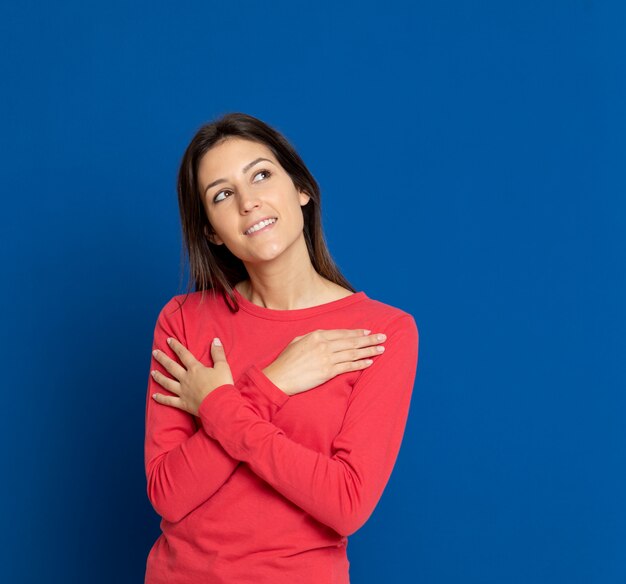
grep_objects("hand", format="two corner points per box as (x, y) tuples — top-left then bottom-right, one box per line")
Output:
(262, 329), (387, 396)
(151, 337), (234, 416)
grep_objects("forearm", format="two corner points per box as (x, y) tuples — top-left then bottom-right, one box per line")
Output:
(145, 363), (289, 523)
(146, 429), (239, 523)
(197, 386), (380, 535)
(197, 315), (419, 536)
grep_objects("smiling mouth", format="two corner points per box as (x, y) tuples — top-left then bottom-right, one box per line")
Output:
(244, 217), (278, 236)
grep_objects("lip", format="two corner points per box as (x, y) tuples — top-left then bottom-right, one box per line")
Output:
(243, 216), (278, 235)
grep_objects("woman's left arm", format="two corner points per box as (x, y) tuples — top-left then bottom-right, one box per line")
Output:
(197, 314), (419, 537)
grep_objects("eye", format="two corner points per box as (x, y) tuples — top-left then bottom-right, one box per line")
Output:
(253, 169), (271, 182)
(213, 189), (232, 203)
(212, 170), (271, 203)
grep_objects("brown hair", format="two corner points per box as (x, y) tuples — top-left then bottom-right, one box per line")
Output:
(176, 112), (355, 312)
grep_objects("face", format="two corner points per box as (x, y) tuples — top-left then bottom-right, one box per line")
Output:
(198, 137), (311, 263)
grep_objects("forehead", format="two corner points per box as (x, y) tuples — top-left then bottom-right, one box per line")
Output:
(198, 137), (277, 180)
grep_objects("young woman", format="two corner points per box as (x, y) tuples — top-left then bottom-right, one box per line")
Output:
(144, 112), (419, 583)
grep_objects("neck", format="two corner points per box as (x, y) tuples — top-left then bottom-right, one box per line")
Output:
(237, 235), (331, 310)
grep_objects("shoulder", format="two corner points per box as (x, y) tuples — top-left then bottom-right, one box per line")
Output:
(359, 296), (419, 375)
(360, 294), (418, 335)
(156, 289), (227, 323)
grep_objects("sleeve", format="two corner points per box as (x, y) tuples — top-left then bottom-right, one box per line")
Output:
(197, 313), (419, 536)
(144, 296), (290, 523)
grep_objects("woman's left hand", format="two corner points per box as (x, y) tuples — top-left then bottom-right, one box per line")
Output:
(150, 337), (234, 416)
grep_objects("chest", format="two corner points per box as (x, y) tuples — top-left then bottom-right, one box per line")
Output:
(189, 320), (362, 454)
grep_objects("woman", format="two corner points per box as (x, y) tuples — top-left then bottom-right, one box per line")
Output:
(144, 112), (419, 583)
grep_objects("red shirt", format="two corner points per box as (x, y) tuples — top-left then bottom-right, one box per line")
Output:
(144, 288), (419, 583)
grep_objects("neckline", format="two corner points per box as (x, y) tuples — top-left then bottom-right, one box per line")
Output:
(232, 287), (367, 321)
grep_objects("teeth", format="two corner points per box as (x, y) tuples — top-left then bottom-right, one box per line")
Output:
(245, 218), (276, 235)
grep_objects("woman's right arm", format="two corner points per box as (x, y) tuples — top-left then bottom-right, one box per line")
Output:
(145, 298), (289, 523)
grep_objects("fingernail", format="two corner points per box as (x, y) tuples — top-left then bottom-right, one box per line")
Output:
(213, 337), (222, 346)
(167, 338), (173, 345)
(363, 329), (371, 335)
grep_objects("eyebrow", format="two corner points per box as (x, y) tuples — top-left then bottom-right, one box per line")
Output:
(203, 157), (273, 197)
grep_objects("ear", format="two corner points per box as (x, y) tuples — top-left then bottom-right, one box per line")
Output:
(204, 225), (224, 245)
(298, 189), (311, 207)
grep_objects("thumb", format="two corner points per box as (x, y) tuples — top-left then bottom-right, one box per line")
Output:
(210, 337), (227, 363)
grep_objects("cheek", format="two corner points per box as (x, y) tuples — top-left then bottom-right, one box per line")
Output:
(206, 211), (234, 239)
(289, 199), (306, 229)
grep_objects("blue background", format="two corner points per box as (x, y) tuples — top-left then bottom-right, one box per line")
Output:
(1, 1), (624, 582)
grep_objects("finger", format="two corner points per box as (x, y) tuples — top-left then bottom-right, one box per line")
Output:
(166, 337), (200, 370)
(317, 329), (374, 341)
(152, 348), (186, 380)
(150, 369), (182, 394)
(333, 344), (385, 365)
(152, 392), (185, 410)
(210, 337), (227, 363)
(326, 332), (387, 353)
(332, 357), (375, 375)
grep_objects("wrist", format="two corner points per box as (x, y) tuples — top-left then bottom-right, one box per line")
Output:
(261, 364), (291, 396)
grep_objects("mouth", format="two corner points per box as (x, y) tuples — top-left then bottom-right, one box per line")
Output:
(243, 217), (278, 236)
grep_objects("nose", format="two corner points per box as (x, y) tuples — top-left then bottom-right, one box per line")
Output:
(238, 186), (261, 214)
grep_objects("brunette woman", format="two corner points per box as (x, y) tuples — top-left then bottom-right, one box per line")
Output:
(144, 112), (419, 583)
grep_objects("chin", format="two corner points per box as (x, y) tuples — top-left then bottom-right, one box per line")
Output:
(251, 241), (293, 263)
(251, 250), (285, 263)
(229, 229), (303, 263)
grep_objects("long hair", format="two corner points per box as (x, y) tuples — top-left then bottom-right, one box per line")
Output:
(176, 112), (355, 312)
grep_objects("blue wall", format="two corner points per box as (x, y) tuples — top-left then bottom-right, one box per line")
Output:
(2, 1), (624, 582)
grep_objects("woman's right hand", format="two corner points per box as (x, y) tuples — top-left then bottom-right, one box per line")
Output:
(261, 329), (387, 396)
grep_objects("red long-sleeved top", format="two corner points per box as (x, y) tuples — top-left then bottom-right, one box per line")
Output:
(144, 287), (419, 583)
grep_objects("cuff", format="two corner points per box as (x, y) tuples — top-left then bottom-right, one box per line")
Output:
(245, 364), (290, 410)
(197, 383), (237, 435)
